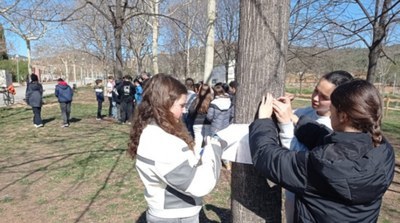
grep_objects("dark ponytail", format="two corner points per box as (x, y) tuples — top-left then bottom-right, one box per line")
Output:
(331, 79), (383, 147)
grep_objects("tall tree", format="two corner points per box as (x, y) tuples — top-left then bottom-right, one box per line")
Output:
(163, 0), (207, 79)
(214, 0), (240, 82)
(203, 0), (216, 83)
(124, 15), (152, 74)
(0, 0), (57, 74)
(84, 0), (147, 78)
(148, 0), (159, 74)
(323, 0), (400, 82)
(231, 0), (290, 222)
(0, 24), (8, 60)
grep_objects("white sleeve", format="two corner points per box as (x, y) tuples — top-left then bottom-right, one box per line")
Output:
(278, 122), (295, 150)
(154, 140), (223, 197)
(185, 139), (223, 196)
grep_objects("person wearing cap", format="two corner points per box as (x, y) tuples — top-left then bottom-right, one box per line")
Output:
(25, 73), (44, 128)
(55, 78), (74, 127)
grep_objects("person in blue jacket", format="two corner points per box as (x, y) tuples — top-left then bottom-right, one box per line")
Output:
(133, 78), (143, 105)
(94, 79), (104, 120)
(249, 79), (395, 222)
(55, 78), (74, 127)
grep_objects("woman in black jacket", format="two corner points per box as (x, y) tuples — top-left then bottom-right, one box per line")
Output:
(249, 79), (395, 222)
(25, 74), (44, 128)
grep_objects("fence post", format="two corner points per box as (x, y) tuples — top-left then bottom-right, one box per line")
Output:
(384, 95), (390, 117)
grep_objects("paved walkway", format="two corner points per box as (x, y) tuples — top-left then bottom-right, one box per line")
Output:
(0, 82), (79, 107)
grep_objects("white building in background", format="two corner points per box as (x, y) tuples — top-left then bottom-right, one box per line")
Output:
(210, 60), (235, 84)
(0, 69), (12, 87)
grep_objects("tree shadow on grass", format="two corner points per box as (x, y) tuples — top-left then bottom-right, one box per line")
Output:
(0, 148), (125, 193)
(74, 149), (124, 223)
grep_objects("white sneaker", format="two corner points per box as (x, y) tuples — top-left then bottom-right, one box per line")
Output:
(61, 124), (69, 128)
(34, 124), (44, 128)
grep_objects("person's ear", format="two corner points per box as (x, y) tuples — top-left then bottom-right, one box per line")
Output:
(339, 112), (348, 123)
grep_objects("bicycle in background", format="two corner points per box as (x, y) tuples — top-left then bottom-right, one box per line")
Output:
(1, 84), (15, 106)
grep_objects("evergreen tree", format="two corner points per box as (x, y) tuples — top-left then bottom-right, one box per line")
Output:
(0, 24), (8, 60)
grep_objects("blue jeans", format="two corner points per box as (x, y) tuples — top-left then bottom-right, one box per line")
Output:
(146, 211), (199, 223)
(112, 101), (118, 119)
(97, 100), (103, 119)
(108, 97), (113, 116)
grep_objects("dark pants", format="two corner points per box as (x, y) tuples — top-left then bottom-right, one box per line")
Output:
(97, 100), (103, 119)
(32, 107), (43, 125)
(60, 102), (71, 124)
(120, 101), (133, 123)
(184, 113), (194, 138)
(108, 97), (113, 117)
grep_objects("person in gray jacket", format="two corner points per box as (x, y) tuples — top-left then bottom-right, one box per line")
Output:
(25, 74), (44, 128)
(207, 84), (234, 134)
(207, 83), (234, 170)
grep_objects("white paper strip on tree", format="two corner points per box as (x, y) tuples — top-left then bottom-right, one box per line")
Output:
(217, 124), (252, 164)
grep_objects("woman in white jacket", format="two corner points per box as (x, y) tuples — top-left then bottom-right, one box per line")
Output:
(128, 73), (224, 223)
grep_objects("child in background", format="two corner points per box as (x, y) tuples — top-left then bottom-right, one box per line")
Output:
(106, 76), (115, 118)
(133, 78), (143, 105)
(94, 79), (104, 120)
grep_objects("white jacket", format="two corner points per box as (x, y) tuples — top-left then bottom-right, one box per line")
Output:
(135, 124), (223, 219)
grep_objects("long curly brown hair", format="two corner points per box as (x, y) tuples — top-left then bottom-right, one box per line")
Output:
(192, 84), (213, 114)
(128, 73), (195, 158)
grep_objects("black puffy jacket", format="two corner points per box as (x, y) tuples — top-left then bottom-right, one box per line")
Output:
(249, 117), (395, 223)
(25, 82), (43, 107)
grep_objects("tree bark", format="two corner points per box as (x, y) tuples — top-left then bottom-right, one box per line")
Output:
(26, 39), (32, 74)
(151, 0), (159, 74)
(232, 0), (290, 222)
(203, 0), (216, 83)
(366, 0), (391, 83)
(114, 4), (124, 79)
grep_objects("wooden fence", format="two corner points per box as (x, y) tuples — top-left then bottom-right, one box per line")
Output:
(295, 94), (400, 117)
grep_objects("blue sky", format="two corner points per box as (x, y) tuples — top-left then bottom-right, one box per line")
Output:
(5, 30), (27, 57)
(4, 0), (399, 57)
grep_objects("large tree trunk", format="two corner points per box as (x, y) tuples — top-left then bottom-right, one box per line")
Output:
(114, 25), (123, 79)
(366, 0), (391, 83)
(26, 39), (32, 74)
(231, 0), (290, 222)
(203, 0), (216, 83)
(152, 0), (159, 74)
(114, 0), (124, 79)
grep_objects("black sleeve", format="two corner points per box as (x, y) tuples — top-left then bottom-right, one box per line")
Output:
(249, 119), (308, 193)
(295, 116), (332, 150)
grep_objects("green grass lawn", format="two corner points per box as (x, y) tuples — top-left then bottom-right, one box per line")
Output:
(0, 87), (398, 222)
(0, 87), (231, 222)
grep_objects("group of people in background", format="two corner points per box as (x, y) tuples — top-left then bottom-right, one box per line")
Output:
(94, 73), (146, 124)
(183, 78), (237, 170)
